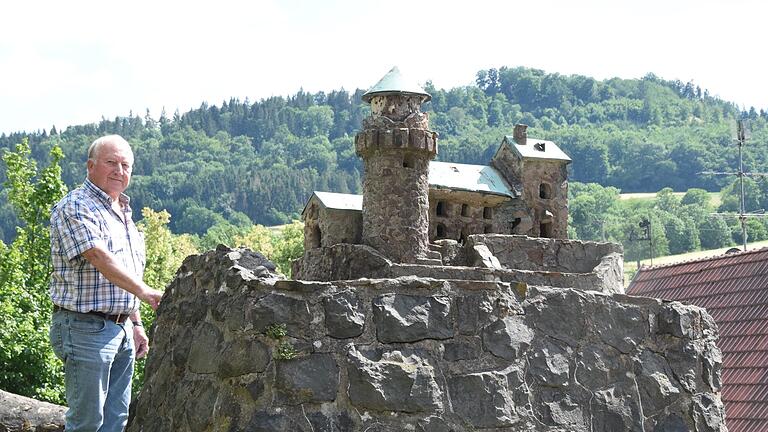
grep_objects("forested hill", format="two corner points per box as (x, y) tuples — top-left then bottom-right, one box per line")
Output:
(1, 66), (767, 241)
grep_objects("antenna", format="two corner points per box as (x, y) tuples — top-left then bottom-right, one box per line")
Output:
(700, 119), (768, 251)
(629, 217), (653, 266)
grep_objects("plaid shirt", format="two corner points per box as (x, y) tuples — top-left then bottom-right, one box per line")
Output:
(50, 178), (145, 314)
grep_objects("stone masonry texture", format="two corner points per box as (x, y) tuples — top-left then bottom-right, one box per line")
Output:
(127, 246), (726, 432)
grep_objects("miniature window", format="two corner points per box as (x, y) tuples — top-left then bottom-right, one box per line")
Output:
(461, 204), (469, 217)
(539, 183), (552, 199)
(511, 218), (522, 230)
(460, 227), (469, 244)
(540, 221), (553, 238)
(484, 224), (493, 234)
(436, 223), (447, 239)
(403, 154), (415, 168)
(310, 225), (322, 248)
(483, 207), (493, 219)
(436, 201), (447, 216)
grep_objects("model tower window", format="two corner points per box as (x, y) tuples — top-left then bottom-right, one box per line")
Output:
(461, 204), (469, 217)
(539, 183), (552, 199)
(403, 154), (415, 168)
(483, 207), (493, 219)
(436, 201), (447, 216)
(540, 221), (553, 238)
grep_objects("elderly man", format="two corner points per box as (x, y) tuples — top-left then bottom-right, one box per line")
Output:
(49, 135), (163, 431)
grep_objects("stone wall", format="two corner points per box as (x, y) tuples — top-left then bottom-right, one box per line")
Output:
(295, 235), (625, 294)
(427, 189), (511, 242)
(306, 208), (362, 250)
(470, 235), (622, 274)
(129, 246), (726, 432)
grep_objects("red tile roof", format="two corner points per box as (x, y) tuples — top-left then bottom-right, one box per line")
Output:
(627, 247), (768, 432)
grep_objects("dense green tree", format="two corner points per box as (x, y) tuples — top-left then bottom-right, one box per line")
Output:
(0, 139), (67, 402)
(681, 188), (712, 209)
(699, 215), (733, 249)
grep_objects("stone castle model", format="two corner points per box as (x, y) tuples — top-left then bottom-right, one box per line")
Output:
(302, 67), (570, 260)
(127, 68), (726, 431)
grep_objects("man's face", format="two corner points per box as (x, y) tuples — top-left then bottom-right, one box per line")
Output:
(87, 141), (134, 200)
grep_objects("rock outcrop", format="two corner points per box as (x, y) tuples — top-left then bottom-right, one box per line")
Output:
(127, 246), (726, 432)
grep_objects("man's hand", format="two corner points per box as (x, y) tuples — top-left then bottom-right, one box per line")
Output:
(133, 325), (150, 359)
(138, 285), (163, 310)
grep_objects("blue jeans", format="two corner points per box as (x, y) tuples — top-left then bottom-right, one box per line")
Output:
(50, 309), (135, 432)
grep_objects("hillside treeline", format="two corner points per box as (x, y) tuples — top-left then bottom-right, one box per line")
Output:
(1, 66), (767, 242)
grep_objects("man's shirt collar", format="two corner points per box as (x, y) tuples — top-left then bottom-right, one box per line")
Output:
(83, 178), (131, 207)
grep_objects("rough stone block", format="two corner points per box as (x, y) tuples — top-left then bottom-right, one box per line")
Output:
(590, 380), (644, 432)
(187, 322), (223, 374)
(247, 292), (311, 338)
(456, 293), (492, 336)
(448, 371), (517, 428)
(276, 353), (339, 405)
(482, 315), (534, 360)
(218, 338), (270, 378)
(528, 338), (571, 387)
(373, 294), (453, 343)
(346, 347), (442, 413)
(443, 337), (482, 361)
(324, 291), (365, 339)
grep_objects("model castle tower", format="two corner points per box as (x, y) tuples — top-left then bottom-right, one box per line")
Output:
(354, 67), (438, 263)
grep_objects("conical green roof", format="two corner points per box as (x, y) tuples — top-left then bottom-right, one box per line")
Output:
(361, 66), (431, 103)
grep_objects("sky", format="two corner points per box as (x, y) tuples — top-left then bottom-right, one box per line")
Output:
(1, 0), (765, 135)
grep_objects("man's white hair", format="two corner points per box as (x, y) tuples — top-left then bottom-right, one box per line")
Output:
(87, 135), (132, 160)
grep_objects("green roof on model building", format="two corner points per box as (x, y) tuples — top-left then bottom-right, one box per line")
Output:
(361, 66), (431, 103)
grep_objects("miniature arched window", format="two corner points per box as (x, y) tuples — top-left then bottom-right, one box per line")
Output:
(483, 207), (493, 219)
(436, 223), (447, 239)
(539, 183), (552, 199)
(436, 201), (447, 216)
(310, 225), (322, 248)
(511, 218), (522, 231)
(402, 154), (415, 168)
(540, 221), (553, 238)
(461, 204), (469, 217)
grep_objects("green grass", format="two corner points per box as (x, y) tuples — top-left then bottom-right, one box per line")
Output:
(618, 191), (721, 208)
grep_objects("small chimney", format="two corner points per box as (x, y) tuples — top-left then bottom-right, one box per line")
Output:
(513, 124), (528, 145)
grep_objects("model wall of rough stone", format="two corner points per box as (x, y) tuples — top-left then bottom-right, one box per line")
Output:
(428, 189), (509, 242)
(521, 160), (568, 238)
(471, 235), (622, 273)
(303, 205), (362, 250)
(128, 247), (726, 432)
(295, 234), (626, 294)
(490, 139), (569, 239)
(355, 94), (437, 263)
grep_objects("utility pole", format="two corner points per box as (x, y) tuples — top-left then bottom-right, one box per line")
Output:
(630, 217), (653, 266)
(700, 120), (768, 251)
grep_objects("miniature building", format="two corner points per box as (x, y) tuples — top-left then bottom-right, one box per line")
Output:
(354, 66), (437, 263)
(302, 68), (571, 256)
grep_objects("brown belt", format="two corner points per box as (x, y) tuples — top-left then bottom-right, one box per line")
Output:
(53, 305), (130, 324)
